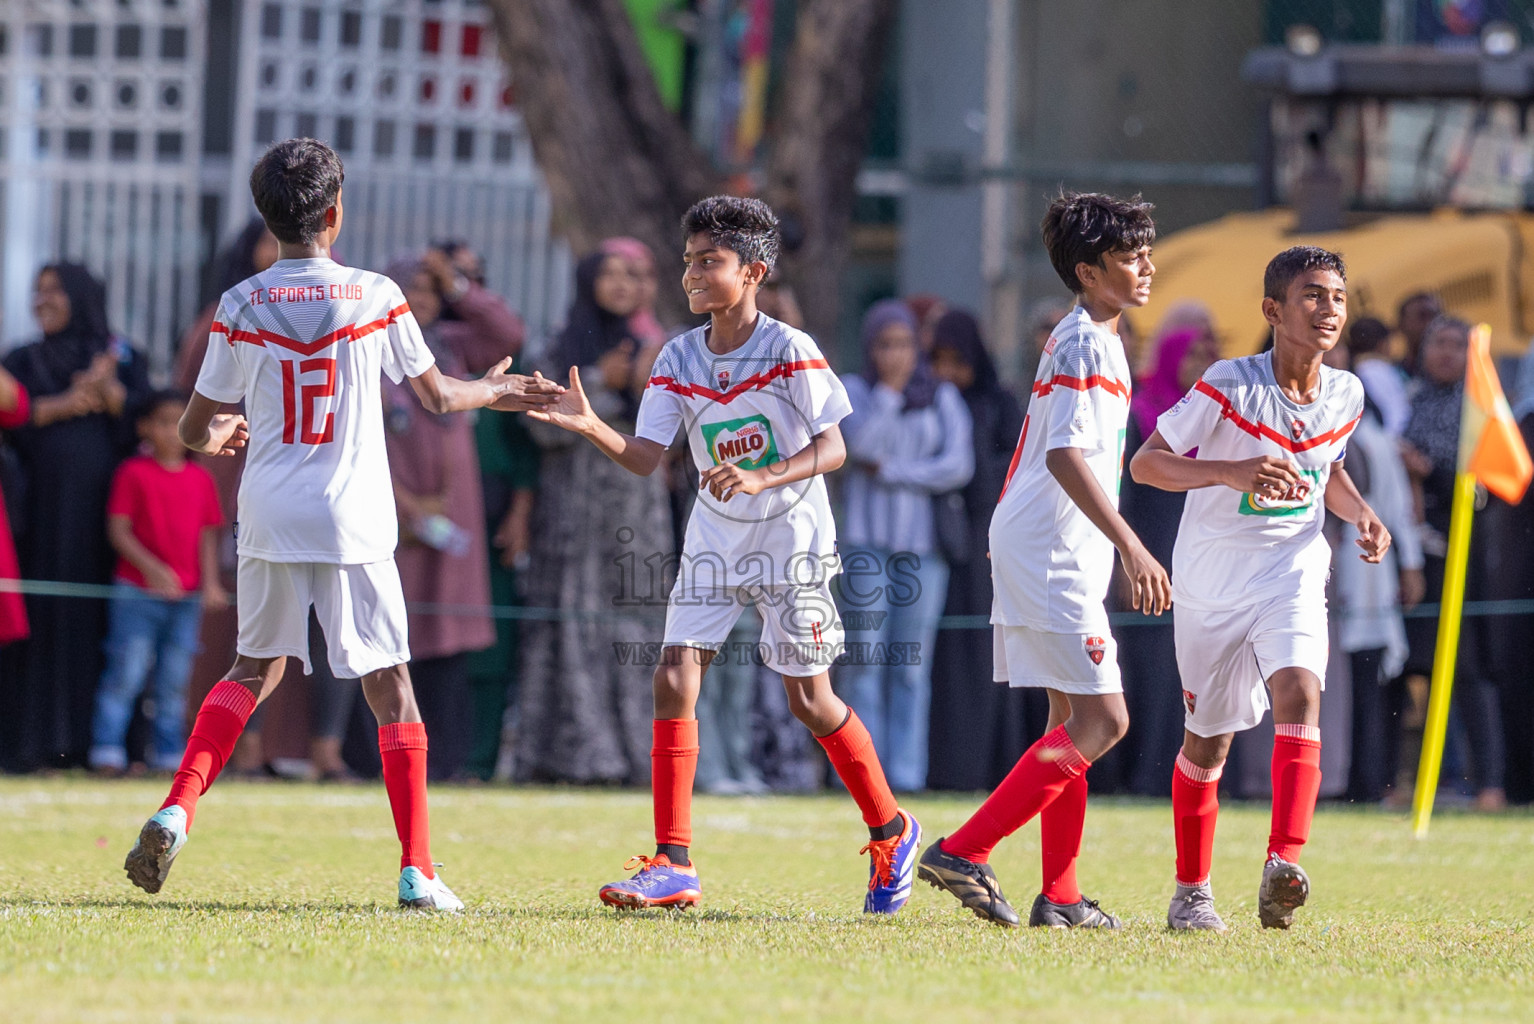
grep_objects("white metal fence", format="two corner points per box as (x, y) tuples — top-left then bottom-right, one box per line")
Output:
(0, 0), (570, 376)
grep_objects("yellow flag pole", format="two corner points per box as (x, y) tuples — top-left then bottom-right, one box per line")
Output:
(1410, 470), (1478, 837)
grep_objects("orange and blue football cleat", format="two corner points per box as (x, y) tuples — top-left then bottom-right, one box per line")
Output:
(862, 809), (921, 914)
(598, 854), (702, 910)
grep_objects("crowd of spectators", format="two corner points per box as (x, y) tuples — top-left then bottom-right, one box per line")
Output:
(2, 232), (1532, 809)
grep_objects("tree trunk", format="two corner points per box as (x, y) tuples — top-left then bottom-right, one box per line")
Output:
(487, 0), (716, 324)
(764, 0), (898, 343)
(488, 0), (896, 342)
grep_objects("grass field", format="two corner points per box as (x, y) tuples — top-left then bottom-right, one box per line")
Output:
(2, 778), (1530, 1023)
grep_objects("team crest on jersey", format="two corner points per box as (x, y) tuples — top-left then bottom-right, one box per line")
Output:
(1084, 635), (1106, 666)
(1183, 689), (1197, 714)
(716, 368), (732, 392)
(1290, 418), (1306, 440)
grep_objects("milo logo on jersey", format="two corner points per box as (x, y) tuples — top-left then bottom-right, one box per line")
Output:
(1238, 466), (1324, 517)
(702, 414), (780, 471)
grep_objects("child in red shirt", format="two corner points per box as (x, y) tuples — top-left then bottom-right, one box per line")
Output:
(89, 391), (226, 773)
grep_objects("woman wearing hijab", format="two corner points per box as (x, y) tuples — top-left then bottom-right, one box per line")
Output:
(374, 254), (509, 780)
(515, 250), (673, 785)
(1401, 315), (1506, 811)
(925, 310), (1041, 791)
(600, 236), (670, 349)
(837, 299), (973, 792)
(0, 263), (151, 770)
(172, 220), (282, 776)
(1109, 325), (1218, 795)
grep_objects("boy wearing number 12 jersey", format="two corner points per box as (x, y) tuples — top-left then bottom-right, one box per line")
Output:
(122, 138), (561, 908)
(1132, 246), (1390, 931)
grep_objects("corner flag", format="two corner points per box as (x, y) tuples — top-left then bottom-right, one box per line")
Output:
(1412, 324), (1533, 836)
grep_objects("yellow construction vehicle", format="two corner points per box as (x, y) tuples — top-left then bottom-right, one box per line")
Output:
(1138, 38), (1534, 359)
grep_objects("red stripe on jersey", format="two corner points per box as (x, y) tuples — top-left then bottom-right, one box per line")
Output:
(998, 414), (1031, 499)
(646, 358), (831, 405)
(1193, 380), (1363, 453)
(211, 321), (264, 347)
(216, 309), (407, 357)
(1031, 373), (1131, 402)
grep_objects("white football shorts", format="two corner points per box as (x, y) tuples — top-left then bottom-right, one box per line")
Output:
(992, 624), (1123, 695)
(1173, 594), (1329, 737)
(236, 557), (410, 678)
(664, 575), (844, 677)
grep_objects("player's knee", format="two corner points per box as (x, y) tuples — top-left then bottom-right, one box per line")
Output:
(1103, 703), (1131, 745)
(652, 659), (700, 717)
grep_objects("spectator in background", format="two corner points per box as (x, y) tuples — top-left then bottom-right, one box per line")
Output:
(601, 236), (671, 348)
(1494, 340), (1534, 802)
(838, 299), (974, 791)
(925, 309), (1038, 791)
(1397, 291), (1443, 380)
(1347, 317), (1411, 435)
(0, 263), (151, 771)
(757, 268), (805, 330)
(1139, 300), (1216, 376)
(1319, 342), (1424, 803)
(429, 241), (539, 780)
(1401, 314), (1505, 810)
(905, 294), (948, 354)
(0, 363), (31, 648)
(1110, 325), (1219, 795)
(1025, 297), (1074, 379)
(174, 219), (281, 776)
(88, 391), (226, 775)
(382, 253), (511, 780)
(516, 250), (672, 785)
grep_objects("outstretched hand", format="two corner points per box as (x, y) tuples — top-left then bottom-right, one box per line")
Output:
(523, 366), (600, 433)
(485, 357), (566, 411)
(195, 413), (249, 457)
(1354, 509), (1392, 564)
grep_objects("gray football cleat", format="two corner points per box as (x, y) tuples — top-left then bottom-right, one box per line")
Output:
(1257, 854), (1309, 929)
(1167, 881), (1228, 933)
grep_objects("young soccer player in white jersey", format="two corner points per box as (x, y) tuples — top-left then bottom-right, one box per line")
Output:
(919, 192), (1171, 929)
(122, 139), (562, 910)
(1131, 246), (1390, 931)
(528, 196), (921, 913)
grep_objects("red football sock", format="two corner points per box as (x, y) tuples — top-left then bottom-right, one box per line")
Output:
(160, 680), (257, 829)
(1040, 769), (1087, 904)
(1172, 751), (1223, 886)
(816, 711), (901, 830)
(1269, 723), (1322, 863)
(653, 719), (699, 849)
(943, 725), (1090, 864)
(379, 722), (433, 878)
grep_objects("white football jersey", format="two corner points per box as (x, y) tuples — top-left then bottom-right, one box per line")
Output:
(635, 314), (852, 587)
(195, 258), (436, 563)
(990, 307), (1132, 633)
(1156, 351), (1364, 610)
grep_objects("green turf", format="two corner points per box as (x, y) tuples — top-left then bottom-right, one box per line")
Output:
(1, 778), (1530, 1023)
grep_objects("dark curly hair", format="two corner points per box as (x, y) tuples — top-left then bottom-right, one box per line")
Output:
(681, 195), (780, 272)
(1264, 245), (1346, 302)
(250, 138), (345, 245)
(1041, 191), (1156, 293)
